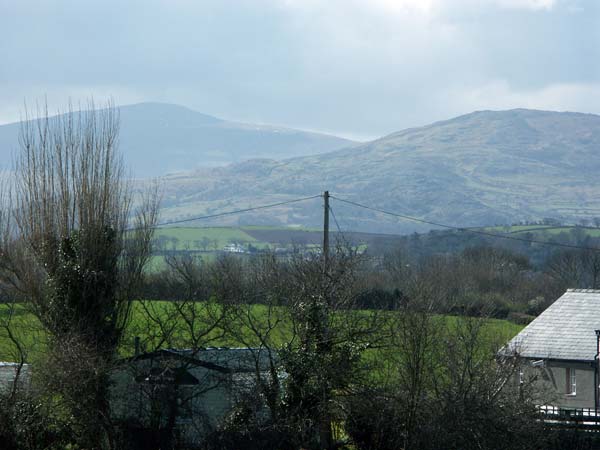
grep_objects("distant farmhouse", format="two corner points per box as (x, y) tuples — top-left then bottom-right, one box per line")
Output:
(506, 289), (600, 411)
(222, 243), (247, 254)
(110, 347), (277, 449)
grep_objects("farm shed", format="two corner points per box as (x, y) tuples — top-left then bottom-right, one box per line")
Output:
(110, 347), (278, 449)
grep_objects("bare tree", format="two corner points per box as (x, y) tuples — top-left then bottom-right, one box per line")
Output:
(546, 249), (600, 290)
(134, 255), (231, 354)
(582, 249), (600, 289)
(345, 302), (439, 450)
(188, 248), (391, 450)
(0, 174), (38, 399)
(346, 310), (544, 450)
(0, 102), (159, 449)
(126, 254), (237, 446)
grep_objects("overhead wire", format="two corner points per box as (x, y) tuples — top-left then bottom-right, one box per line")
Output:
(129, 190), (600, 253)
(330, 195), (600, 252)
(328, 204), (349, 246)
(128, 194), (322, 231)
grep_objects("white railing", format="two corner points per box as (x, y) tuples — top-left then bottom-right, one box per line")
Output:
(538, 405), (600, 425)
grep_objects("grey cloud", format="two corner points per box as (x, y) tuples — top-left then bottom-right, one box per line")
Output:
(0, 0), (597, 138)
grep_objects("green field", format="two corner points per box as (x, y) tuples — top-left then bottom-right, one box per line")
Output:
(154, 227), (258, 251)
(153, 224), (600, 258)
(0, 301), (523, 363)
(152, 226), (330, 251)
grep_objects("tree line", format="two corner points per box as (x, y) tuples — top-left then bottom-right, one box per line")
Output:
(143, 238), (600, 326)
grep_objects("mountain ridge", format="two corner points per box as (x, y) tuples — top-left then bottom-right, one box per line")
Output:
(0, 102), (357, 177)
(156, 108), (600, 233)
(2, 105), (599, 233)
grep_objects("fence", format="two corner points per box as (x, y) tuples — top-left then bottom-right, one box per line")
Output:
(538, 405), (600, 429)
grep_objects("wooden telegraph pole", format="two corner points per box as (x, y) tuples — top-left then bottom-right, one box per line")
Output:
(323, 190), (330, 267)
(320, 190), (332, 449)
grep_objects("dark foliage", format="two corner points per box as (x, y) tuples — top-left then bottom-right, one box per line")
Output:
(0, 391), (71, 450)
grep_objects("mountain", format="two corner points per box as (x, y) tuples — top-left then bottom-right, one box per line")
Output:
(156, 109), (600, 233)
(0, 102), (356, 177)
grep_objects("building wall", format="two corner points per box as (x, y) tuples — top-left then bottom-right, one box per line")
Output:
(0, 363), (30, 393)
(109, 360), (233, 426)
(109, 358), (267, 448)
(523, 360), (596, 409)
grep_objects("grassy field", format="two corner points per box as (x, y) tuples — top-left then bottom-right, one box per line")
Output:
(153, 226), (388, 253)
(144, 223), (600, 277)
(153, 224), (600, 257)
(147, 226), (345, 275)
(154, 227), (258, 251)
(0, 303), (43, 362)
(0, 301), (523, 363)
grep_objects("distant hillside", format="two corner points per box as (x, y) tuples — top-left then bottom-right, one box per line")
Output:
(0, 102), (356, 177)
(156, 109), (600, 233)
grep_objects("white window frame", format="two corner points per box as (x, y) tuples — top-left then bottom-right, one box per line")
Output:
(566, 368), (576, 395)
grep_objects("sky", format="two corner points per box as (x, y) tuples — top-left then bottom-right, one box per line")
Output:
(0, 0), (598, 140)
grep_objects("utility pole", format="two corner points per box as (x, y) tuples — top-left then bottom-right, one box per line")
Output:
(323, 190), (329, 268)
(595, 330), (600, 411)
(321, 190), (332, 449)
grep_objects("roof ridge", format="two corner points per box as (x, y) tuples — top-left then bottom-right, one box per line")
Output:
(566, 288), (600, 293)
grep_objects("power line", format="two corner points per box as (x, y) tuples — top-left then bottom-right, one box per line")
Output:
(328, 205), (343, 235)
(328, 204), (348, 246)
(129, 194), (322, 231)
(330, 195), (600, 252)
(131, 190), (600, 253)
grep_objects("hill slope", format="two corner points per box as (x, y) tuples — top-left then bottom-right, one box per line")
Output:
(157, 109), (600, 233)
(0, 102), (355, 177)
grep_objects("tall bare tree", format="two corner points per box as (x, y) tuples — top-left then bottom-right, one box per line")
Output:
(0, 102), (158, 449)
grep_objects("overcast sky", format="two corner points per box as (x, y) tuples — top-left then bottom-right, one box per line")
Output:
(1, 0), (598, 140)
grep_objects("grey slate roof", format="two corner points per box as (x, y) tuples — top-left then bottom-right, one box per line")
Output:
(129, 347), (277, 373)
(506, 289), (600, 362)
(179, 347), (277, 372)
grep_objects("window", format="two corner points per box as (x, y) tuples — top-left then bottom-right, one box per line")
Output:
(566, 368), (576, 395)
